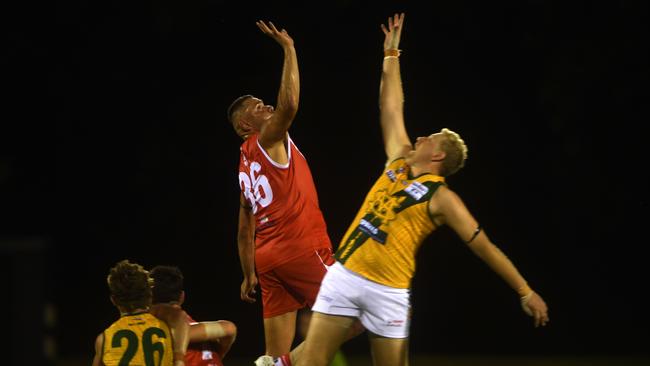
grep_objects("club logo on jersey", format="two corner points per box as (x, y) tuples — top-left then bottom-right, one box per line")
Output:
(404, 181), (429, 200)
(368, 190), (405, 222)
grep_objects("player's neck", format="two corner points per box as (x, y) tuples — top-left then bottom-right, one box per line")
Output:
(409, 163), (436, 177)
(120, 307), (149, 316)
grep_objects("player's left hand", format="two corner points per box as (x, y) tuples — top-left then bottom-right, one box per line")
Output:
(521, 291), (549, 327)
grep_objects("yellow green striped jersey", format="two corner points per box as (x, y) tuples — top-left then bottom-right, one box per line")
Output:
(102, 312), (174, 366)
(335, 158), (445, 288)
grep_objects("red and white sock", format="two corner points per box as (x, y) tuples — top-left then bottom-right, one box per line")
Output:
(276, 354), (292, 366)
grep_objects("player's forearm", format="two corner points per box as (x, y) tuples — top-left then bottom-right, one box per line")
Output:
(237, 236), (255, 277)
(237, 206), (256, 277)
(214, 322), (237, 359)
(470, 241), (532, 296)
(189, 322), (213, 343)
(379, 54), (410, 158)
(379, 55), (403, 114)
(189, 321), (236, 358)
(189, 321), (235, 342)
(275, 45), (300, 126)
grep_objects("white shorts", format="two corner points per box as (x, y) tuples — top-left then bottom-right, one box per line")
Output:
(312, 261), (411, 338)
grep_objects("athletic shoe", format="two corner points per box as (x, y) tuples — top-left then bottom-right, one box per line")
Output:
(254, 355), (275, 366)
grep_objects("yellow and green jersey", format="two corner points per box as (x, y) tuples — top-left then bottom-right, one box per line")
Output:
(102, 312), (174, 366)
(335, 158), (445, 288)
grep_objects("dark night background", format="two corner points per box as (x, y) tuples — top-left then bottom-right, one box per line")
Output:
(3, 0), (649, 364)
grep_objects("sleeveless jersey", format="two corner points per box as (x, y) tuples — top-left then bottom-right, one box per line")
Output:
(238, 134), (332, 273)
(335, 158), (446, 288)
(102, 312), (174, 366)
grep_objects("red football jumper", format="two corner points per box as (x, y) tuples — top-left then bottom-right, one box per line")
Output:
(238, 134), (332, 274)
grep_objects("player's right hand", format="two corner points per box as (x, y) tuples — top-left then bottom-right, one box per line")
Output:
(241, 275), (258, 303)
(256, 20), (294, 49)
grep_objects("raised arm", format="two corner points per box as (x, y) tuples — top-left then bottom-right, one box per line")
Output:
(256, 20), (299, 150)
(237, 194), (258, 303)
(431, 186), (550, 328)
(379, 13), (412, 162)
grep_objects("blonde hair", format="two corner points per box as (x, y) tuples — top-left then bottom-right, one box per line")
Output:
(438, 128), (468, 177)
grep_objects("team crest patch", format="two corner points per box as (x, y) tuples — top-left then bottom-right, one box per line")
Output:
(404, 181), (429, 200)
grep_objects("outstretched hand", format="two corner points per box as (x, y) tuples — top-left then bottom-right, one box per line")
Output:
(381, 13), (405, 51)
(256, 20), (294, 48)
(521, 291), (550, 328)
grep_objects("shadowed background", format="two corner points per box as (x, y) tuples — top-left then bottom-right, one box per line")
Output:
(3, 0), (649, 365)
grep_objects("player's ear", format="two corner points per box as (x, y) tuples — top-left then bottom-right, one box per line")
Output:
(431, 150), (446, 162)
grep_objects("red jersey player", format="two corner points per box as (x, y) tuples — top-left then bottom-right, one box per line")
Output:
(227, 20), (334, 359)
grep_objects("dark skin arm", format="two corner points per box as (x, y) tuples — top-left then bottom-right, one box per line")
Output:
(256, 20), (299, 164)
(237, 194), (258, 303)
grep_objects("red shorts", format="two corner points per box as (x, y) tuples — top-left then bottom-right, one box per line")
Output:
(185, 344), (223, 366)
(259, 247), (334, 318)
